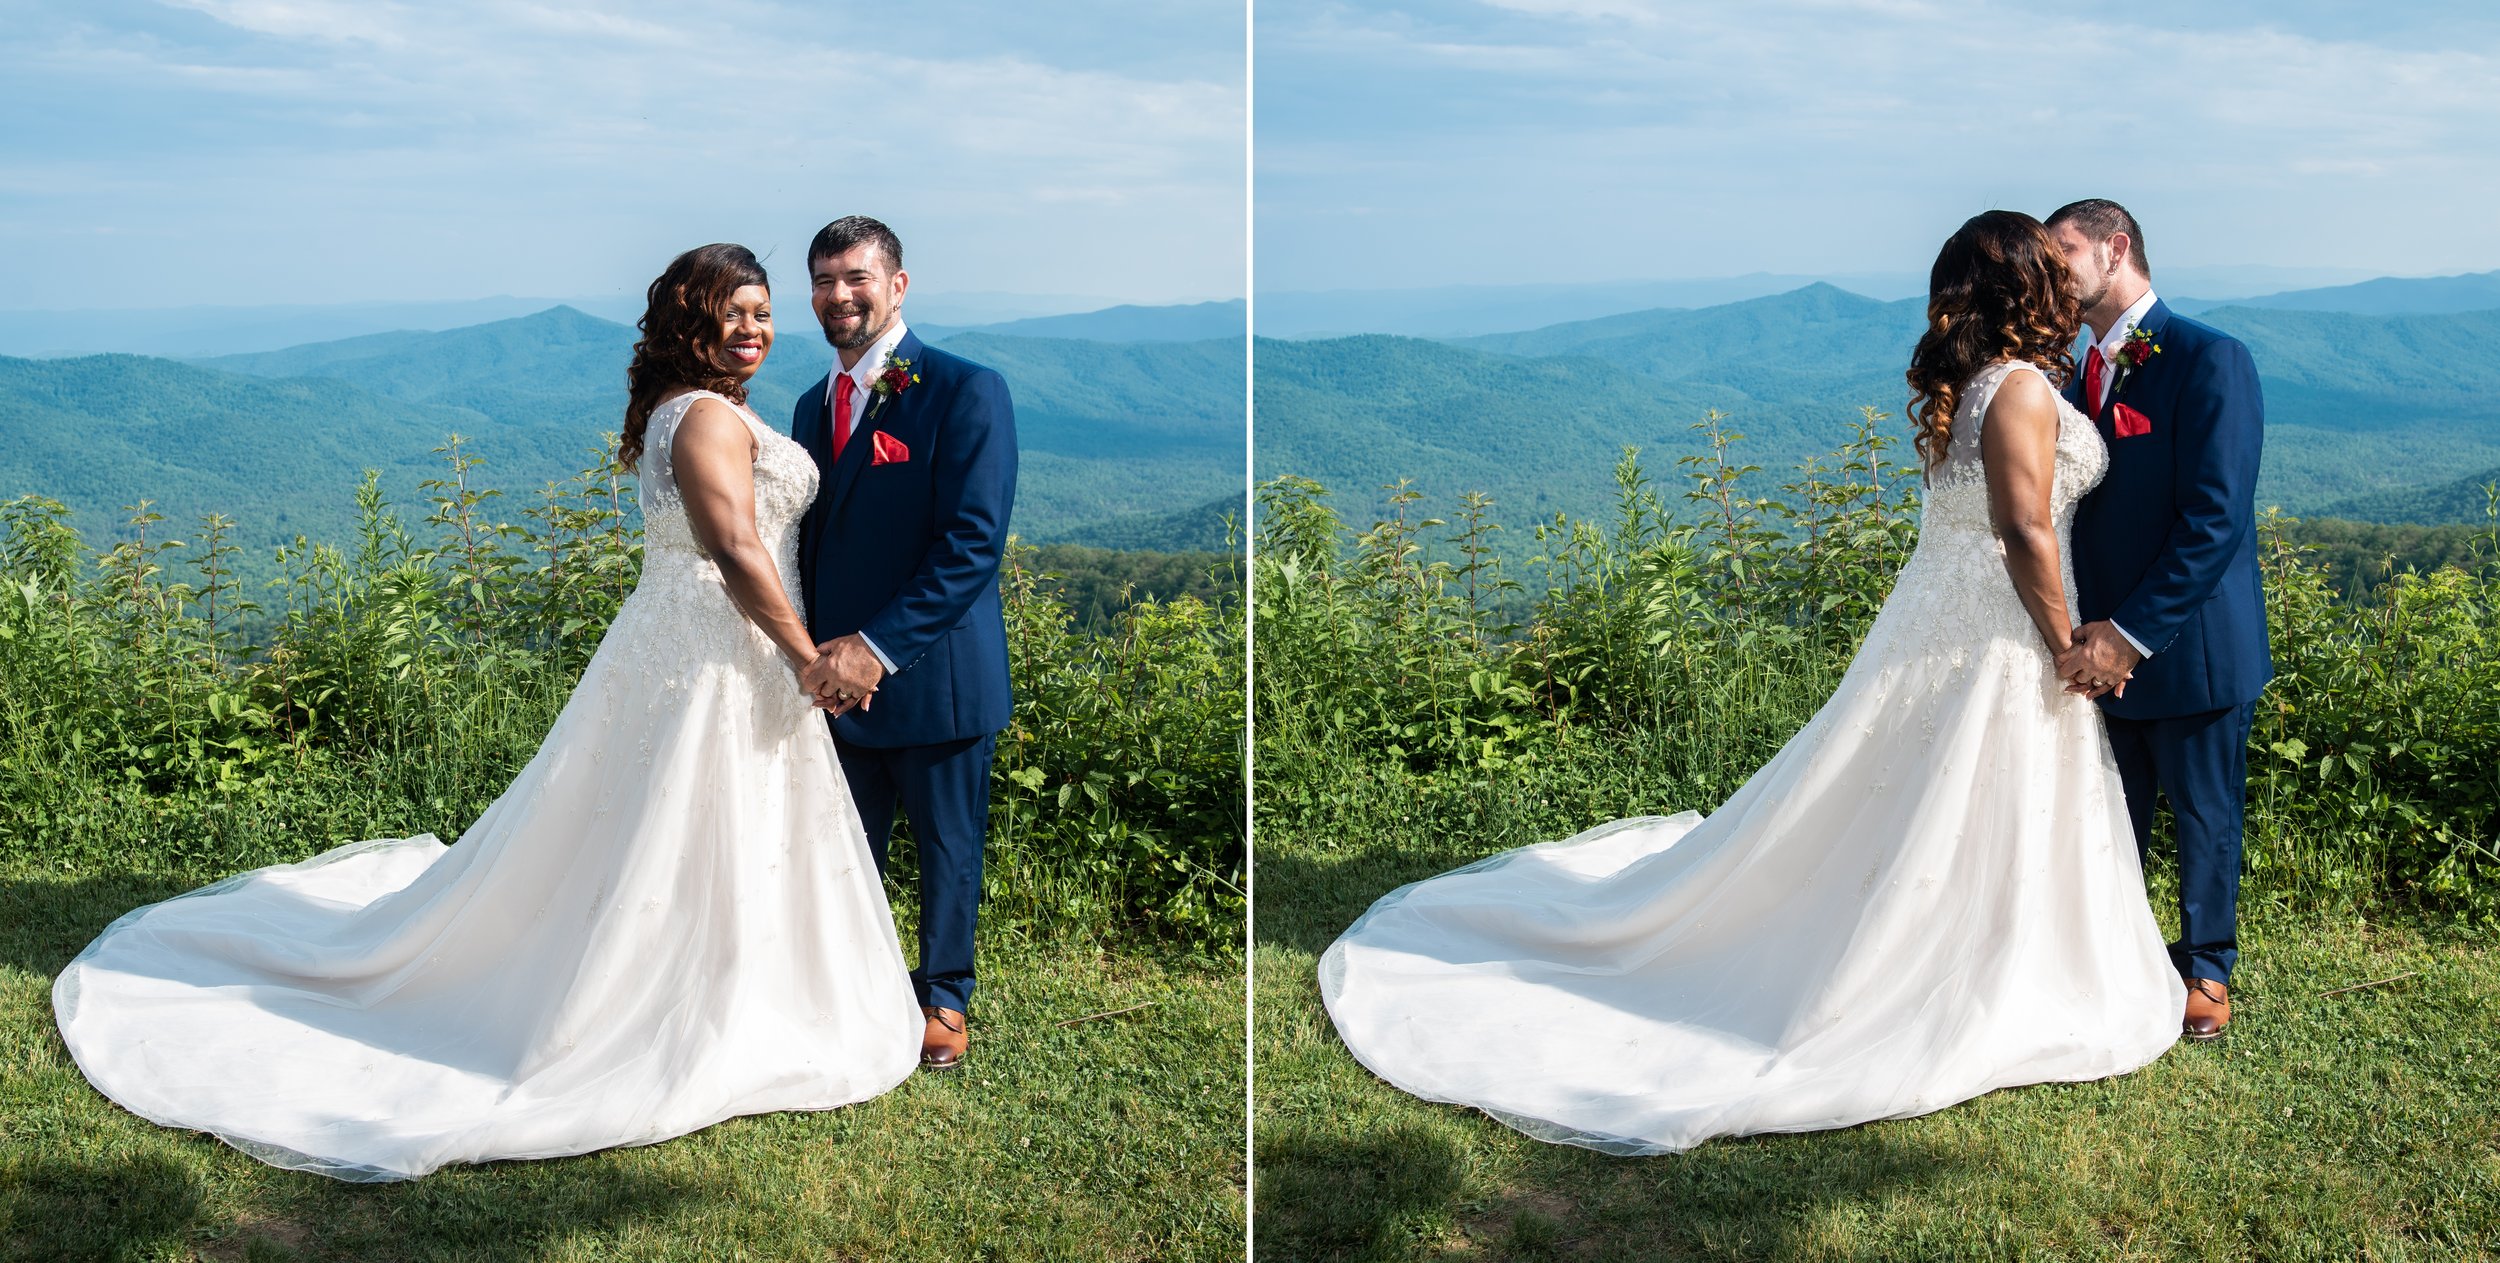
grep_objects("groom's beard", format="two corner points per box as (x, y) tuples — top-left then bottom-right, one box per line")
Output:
(820, 308), (893, 353)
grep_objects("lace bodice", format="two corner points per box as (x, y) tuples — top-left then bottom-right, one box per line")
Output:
(636, 389), (819, 608)
(1883, 360), (2108, 643)
(585, 389), (823, 731)
(1918, 360), (2106, 536)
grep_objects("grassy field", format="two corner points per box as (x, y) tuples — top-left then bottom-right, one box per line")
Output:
(1251, 752), (2500, 1262)
(0, 860), (1245, 1263)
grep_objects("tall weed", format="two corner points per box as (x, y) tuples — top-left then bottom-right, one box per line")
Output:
(0, 442), (1242, 951)
(1254, 420), (2499, 925)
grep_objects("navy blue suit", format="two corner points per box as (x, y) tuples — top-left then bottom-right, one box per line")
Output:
(794, 330), (1017, 1013)
(2065, 298), (2271, 984)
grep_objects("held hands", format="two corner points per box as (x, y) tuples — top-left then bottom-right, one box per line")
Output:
(799, 633), (887, 717)
(2055, 620), (2144, 699)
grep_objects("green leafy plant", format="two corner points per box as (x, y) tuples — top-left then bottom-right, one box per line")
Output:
(1, 440), (1243, 953)
(1255, 417), (2499, 923)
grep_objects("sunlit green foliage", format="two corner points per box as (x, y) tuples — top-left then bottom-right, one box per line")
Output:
(1255, 413), (2500, 924)
(0, 441), (1243, 953)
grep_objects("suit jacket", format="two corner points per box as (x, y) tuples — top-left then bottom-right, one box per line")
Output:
(793, 331), (1017, 747)
(2064, 298), (2273, 720)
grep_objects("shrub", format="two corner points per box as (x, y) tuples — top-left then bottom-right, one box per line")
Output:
(1253, 414), (2500, 926)
(0, 440), (1242, 953)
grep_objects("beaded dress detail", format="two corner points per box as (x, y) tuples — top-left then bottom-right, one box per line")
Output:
(1320, 361), (2186, 1155)
(54, 391), (921, 1181)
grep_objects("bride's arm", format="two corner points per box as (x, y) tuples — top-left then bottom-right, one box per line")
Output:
(1980, 370), (2077, 661)
(672, 399), (820, 673)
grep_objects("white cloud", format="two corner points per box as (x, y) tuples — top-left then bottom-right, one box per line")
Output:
(0, 0), (1245, 308)
(1257, 0), (2500, 286)
(157, 0), (418, 45)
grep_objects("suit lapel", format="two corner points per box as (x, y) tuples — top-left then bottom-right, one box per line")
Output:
(825, 329), (925, 513)
(2078, 296), (2173, 433)
(796, 374), (834, 610)
(2107, 298), (2173, 420)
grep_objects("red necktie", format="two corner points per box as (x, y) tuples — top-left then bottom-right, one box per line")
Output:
(831, 373), (857, 460)
(2083, 344), (2107, 414)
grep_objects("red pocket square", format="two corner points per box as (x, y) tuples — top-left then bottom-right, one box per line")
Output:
(869, 431), (909, 465)
(2112, 403), (2152, 438)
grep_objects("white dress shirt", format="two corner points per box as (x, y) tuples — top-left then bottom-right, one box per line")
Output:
(824, 318), (913, 673)
(2083, 288), (2159, 660)
(825, 318), (913, 416)
(2085, 287), (2159, 414)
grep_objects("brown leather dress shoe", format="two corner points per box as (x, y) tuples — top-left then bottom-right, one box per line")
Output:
(920, 1005), (968, 1070)
(2183, 977), (2231, 1041)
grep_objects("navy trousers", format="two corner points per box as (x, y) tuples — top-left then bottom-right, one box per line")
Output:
(2102, 701), (2255, 985)
(832, 731), (995, 1014)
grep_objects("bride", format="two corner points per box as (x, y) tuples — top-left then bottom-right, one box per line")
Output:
(52, 243), (923, 1181)
(1319, 212), (2187, 1155)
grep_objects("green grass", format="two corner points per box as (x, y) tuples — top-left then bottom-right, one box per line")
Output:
(0, 861), (1245, 1262)
(1252, 751), (2500, 1262)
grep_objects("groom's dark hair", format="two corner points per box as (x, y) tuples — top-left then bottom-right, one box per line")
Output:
(809, 216), (903, 274)
(2046, 199), (2150, 281)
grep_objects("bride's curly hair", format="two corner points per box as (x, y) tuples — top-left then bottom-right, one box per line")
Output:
(1904, 211), (2081, 470)
(620, 244), (769, 470)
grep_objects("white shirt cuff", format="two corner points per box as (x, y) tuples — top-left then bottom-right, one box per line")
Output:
(2110, 620), (2152, 658)
(857, 632), (897, 674)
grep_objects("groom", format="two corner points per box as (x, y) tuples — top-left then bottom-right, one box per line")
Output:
(793, 216), (1018, 1070)
(2047, 199), (2270, 1041)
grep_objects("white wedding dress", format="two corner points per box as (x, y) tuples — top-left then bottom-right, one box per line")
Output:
(53, 390), (922, 1180)
(1320, 361), (2186, 1155)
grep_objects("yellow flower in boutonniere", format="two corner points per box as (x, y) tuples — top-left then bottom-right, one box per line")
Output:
(2109, 326), (2161, 397)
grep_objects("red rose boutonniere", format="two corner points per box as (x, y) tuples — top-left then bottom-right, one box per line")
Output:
(2107, 326), (2160, 398)
(865, 354), (920, 422)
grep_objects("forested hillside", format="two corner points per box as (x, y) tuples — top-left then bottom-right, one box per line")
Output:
(1257, 287), (2500, 538)
(4, 307), (1245, 577)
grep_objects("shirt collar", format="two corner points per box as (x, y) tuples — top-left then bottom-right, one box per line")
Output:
(829, 318), (912, 404)
(2094, 289), (2158, 358)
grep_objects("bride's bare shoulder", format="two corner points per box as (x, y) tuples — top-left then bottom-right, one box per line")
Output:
(1981, 361), (2061, 434)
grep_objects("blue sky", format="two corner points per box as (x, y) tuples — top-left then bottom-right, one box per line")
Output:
(1, 0), (1245, 315)
(1256, 0), (2500, 293)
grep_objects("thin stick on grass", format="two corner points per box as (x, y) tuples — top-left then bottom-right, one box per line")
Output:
(1056, 1001), (1156, 1028)
(2319, 971), (2419, 998)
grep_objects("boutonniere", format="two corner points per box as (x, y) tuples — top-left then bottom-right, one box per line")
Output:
(864, 354), (921, 422)
(2108, 326), (2160, 398)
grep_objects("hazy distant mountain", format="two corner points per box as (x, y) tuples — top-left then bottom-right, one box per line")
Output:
(0, 289), (1148, 360)
(915, 332), (1242, 542)
(1457, 283), (1919, 385)
(1256, 287), (2500, 539)
(201, 305), (637, 437)
(927, 300), (1244, 343)
(2141, 265), (2384, 302)
(1255, 266), (2389, 340)
(2175, 270), (2500, 317)
(1255, 275), (1925, 339)
(0, 354), (590, 560)
(1254, 334), (1784, 535)
(6, 306), (1242, 565)
(0, 297), (627, 360)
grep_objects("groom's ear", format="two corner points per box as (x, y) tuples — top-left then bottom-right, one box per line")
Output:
(2109, 232), (2142, 277)
(891, 268), (910, 305)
